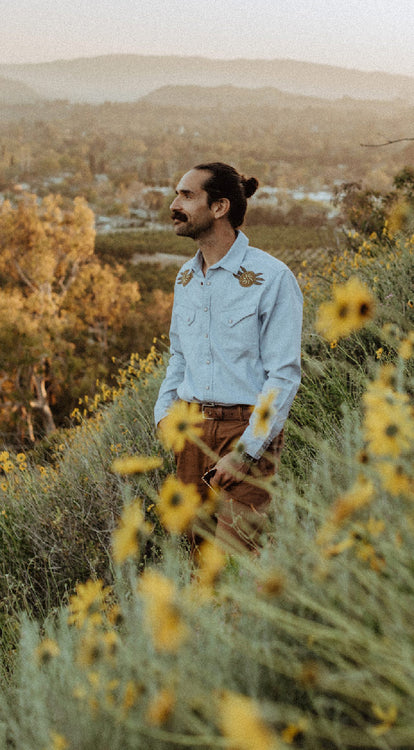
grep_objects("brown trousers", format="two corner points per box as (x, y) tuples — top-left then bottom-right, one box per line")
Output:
(175, 404), (283, 553)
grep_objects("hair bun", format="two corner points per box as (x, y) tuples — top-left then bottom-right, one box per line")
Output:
(241, 176), (259, 198)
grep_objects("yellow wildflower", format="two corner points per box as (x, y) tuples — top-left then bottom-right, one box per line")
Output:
(194, 540), (227, 596)
(138, 569), (188, 652)
(77, 628), (118, 667)
(371, 704), (398, 736)
(218, 691), (277, 750)
(323, 536), (355, 558)
(146, 687), (176, 726)
(157, 475), (201, 534)
(398, 331), (414, 360)
(356, 540), (385, 571)
(122, 681), (143, 715)
(111, 454), (163, 475)
(48, 732), (69, 750)
(252, 389), (277, 437)
(112, 499), (145, 565)
(376, 461), (413, 498)
(16, 453), (26, 463)
(377, 364), (397, 389)
(318, 477), (375, 545)
(35, 638), (60, 665)
(331, 477), (375, 525)
(315, 276), (375, 340)
(282, 719), (308, 744)
(387, 198), (410, 235)
(68, 579), (110, 629)
(77, 630), (103, 667)
(365, 517), (386, 536)
(107, 602), (123, 627)
(363, 385), (414, 457)
(158, 400), (202, 452)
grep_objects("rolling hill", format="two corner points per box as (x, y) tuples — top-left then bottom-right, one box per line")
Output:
(0, 55), (413, 104)
(0, 75), (42, 104)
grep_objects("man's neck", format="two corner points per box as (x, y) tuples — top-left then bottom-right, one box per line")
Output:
(199, 225), (237, 275)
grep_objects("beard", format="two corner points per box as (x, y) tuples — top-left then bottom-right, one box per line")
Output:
(171, 210), (215, 240)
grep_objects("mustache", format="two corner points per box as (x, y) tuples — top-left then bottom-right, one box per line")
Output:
(171, 210), (188, 222)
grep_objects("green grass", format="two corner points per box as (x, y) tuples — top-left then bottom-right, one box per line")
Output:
(0, 229), (413, 749)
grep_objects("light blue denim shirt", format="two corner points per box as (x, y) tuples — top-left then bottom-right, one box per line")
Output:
(154, 231), (303, 459)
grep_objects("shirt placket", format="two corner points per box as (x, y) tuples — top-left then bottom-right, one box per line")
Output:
(201, 273), (213, 401)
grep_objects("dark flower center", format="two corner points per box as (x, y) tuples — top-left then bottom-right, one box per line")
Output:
(385, 423), (399, 438)
(359, 302), (370, 317)
(170, 493), (182, 507)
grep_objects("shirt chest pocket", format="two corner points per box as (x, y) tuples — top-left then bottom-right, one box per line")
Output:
(175, 305), (197, 343)
(176, 305), (196, 325)
(221, 304), (259, 353)
(224, 304), (257, 328)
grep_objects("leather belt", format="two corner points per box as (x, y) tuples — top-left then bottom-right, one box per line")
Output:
(199, 403), (253, 421)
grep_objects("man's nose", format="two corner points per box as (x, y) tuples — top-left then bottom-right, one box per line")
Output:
(170, 195), (180, 211)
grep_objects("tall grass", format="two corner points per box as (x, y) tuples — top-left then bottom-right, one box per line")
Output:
(0, 228), (413, 749)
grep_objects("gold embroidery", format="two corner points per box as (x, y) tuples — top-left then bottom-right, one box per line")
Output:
(233, 266), (264, 287)
(177, 270), (194, 287)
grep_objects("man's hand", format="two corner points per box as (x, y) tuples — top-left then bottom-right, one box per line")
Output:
(211, 451), (249, 491)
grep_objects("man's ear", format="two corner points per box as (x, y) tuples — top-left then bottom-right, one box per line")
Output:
(211, 197), (230, 220)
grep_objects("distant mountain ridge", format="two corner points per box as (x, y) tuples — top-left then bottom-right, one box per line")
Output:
(0, 55), (413, 104)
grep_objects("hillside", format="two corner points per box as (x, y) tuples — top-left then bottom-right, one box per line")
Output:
(0, 54), (413, 103)
(141, 84), (328, 109)
(0, 75), (42, 104)
(140, 83), (408, 113)
(0, 219), (413, 748)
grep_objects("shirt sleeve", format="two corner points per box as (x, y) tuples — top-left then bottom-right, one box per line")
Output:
(237, 267), (303, 459)
(153, 295), (185, 427)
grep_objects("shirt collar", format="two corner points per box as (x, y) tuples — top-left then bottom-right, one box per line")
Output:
(191, 231), (249, 275)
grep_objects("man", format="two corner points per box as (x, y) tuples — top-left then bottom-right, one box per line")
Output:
(154, 162), (303, 552)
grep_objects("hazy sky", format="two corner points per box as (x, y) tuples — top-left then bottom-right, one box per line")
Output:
(1, 0), (413, 76)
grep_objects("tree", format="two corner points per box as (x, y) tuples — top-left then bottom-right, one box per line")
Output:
(332, 182), (386, 236)
(0, 193), (95, 442)
(64, 261), (141, 352)
(393, 167), (414, 200)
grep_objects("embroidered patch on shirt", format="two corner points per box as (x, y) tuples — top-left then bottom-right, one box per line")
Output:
(177, 269), (194, 286)
(233, 266), (264, 287)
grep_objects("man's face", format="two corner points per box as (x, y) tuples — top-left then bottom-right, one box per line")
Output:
(169, 169), (215, 240)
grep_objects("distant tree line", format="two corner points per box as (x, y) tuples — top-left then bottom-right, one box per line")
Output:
(0, 97), (413, 209)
